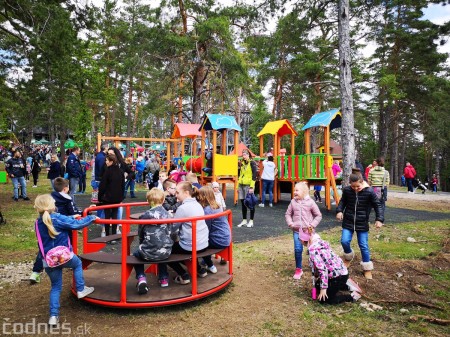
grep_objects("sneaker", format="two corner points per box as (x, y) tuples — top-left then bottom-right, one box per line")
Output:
(258, 203), (264, 208)
(23, 197), (30, 201)
(48, 316), (59, 326)
(237, 220), (247, 227)
(101, 231), (106, 238)
(207, 265), (218, 274)
(77, 286), (95, 299)
(174, 273), (190, 285)
(346, 278), (362, 293)
(116, 228), (121, 235)
(331, 201), (336, 205)
(159, 278), (169, 288)
(198, 267), (208, 278)
(269, 203), (273, 207)
(351, 291), (361, 301)
(293, 268), (303, 280)
(137, 279), (148, 294)
(219, 258), (227, 265)
(32, 185), (37, 188)
(246, 220), (254, 227)
(29, 272), (41, 284)
(109, 240), (117, 245)
(14, 198), (18, 202)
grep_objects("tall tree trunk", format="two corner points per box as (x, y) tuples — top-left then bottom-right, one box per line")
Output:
(310, 77), (323, 154)
(272, 79), (283, 119)
(132, 78), (142, 135)
(338, 0), (356, 186)
(127, 74), (133, 144)
(192, 57), (207, 124)
(111, 72), (119, 136)
(390, 121), (399, 185)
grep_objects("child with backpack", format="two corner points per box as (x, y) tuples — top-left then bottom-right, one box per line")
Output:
(34, 194), (97, 326)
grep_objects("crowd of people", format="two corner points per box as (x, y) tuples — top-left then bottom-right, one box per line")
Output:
(2, 140), (444, 325)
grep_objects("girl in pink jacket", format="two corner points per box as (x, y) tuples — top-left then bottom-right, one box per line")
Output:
(285, 182), (322, 280)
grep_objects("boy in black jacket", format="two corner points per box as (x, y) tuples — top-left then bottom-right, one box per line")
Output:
(162, 179), (181, 215)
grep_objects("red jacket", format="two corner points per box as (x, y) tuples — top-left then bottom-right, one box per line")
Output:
(404, 165), (416, 179)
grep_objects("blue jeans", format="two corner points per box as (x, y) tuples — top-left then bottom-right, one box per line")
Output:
(293, 231), (303, 269)
(124, 179), (135, 197)
(12, 176), (27, 199)
(69, 177), (79, 200)
(45, 255), (85, 317)
(406, 178), (414, 192)
(261, 179), (274, 204)
(136, 171), (143, 183)
(341, 228), (370, 262)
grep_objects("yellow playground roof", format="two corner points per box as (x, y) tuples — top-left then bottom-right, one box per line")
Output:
(257, 119), (298, 138)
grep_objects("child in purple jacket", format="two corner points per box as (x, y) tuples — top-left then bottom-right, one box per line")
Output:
(285, 182), (322, 280)
(300, 231), (362, 305)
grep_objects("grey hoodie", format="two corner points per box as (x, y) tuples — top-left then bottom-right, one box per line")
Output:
(173, 198), (209, 251)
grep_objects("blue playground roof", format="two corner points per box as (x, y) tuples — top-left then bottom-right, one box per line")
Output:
(301, 108), (341, 131)
(200, 114), (242, 132)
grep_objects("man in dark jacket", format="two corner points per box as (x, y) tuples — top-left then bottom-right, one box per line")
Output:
(336, 172), (384, 279)
(66, 146), (82, 200)
(5, 149), (30, 201)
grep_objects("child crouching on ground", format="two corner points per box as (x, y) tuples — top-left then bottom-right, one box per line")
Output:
(300, 230), (362, 305)
(34, 194), (98, 326)
(285, 182), (322, 280)
(134, 188), (173, 294)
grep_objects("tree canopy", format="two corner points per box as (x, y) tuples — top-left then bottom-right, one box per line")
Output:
(1, 0), (449, 189)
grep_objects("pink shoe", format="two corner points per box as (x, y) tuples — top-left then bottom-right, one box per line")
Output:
(293, 268), (303, 280)
(346, 278), (362, 293)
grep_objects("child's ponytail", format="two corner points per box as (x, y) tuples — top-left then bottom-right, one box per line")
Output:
(34, 194), (59, 238)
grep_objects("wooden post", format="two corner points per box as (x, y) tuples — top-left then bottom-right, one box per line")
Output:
(97, 133), (102, 152)
(181, 138), (185, 158)
(234, 130), (239, 205)
(259, 135), (264, 202)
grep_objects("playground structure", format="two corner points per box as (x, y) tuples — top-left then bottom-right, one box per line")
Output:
(96, 134), (177, 172)
(176, 114), (241, 205)
(257, 109), (342, 210)
(73, 202), (233, 308)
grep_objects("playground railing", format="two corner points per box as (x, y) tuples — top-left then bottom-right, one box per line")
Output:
(276, 153), (326, 181)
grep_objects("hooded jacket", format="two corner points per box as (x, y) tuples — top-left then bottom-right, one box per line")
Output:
(35, 213), (96, 256)
(173, 198), (209, 251)
(336, 182), (384, 232)
(285, 196), (322, 232)
(51, 191), (81, 216)
(404, 165), (416, 179)
(66, 152), (82, 179)
(308, 237), (348, 289)
(137, 205), (174, 261)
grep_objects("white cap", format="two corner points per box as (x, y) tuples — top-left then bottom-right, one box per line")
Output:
(211, 182), (220, 188)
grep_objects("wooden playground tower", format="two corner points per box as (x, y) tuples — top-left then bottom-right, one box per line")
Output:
(257, 109), (342, 210)
(175, 114), (241, 205)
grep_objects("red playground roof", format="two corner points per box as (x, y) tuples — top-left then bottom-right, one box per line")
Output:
(171, 123), (202, 139)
